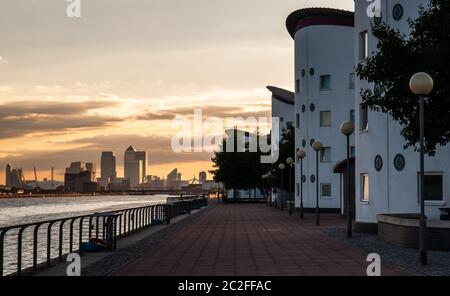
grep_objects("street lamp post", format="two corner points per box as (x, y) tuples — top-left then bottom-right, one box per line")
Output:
(262, 174), (267, 206)
(340, 121), (355, 238)
(313, 140), (323, 226)
(267, 172), (273, 207)
(286, 157), (295, 216)
(279, 163), (286, 211)
(410, 72), (434, 266)
(297, 150), (306, 219)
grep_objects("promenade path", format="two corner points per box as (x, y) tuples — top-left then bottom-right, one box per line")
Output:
(114, 201), (407, 276)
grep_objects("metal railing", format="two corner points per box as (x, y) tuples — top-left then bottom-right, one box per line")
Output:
(0, 196), (208, 276)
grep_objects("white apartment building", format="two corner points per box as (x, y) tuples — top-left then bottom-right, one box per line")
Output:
(286, 8), (355, 211)
(354, 0), (450, 224)
(267, 86), (295, 137)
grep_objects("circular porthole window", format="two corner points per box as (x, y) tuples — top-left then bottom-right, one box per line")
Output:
(393, 4), (404, 21)
(394, 154), (406, 171)
(309, 68), (315, 76)
(301, 69), (306, 77)
(302, 175), (306, 183)
(302, 104), (306, 113)
(310, 174), (316, 183)
(310, 138), (315, 147)
(302, 139), (307, 148)
(310, 103), (315, 112)
(374, 155), (383, 172)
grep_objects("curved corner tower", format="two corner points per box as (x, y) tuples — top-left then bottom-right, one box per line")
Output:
(287, 8), (355, 211)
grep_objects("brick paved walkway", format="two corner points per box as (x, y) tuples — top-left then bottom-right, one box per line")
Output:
(115, 201), (407, 276)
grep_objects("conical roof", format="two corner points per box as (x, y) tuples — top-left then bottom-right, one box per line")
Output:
(126, 145), (136, 152)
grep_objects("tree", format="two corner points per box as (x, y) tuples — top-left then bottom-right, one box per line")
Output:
(271, 124), (295, 191)
(209, 128), (272, 197)
(356, 0), (450, 156)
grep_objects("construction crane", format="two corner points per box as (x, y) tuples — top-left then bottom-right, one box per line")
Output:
(33, 167), (39, 188)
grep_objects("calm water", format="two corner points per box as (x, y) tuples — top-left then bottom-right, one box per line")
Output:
(0, 195), (169, 228)
(0, 195), (171, 275)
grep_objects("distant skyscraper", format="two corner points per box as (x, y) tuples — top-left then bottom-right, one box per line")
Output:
(124, 146), (146, 186)
(86, 163), (96, 181)
(101, 151), (117, 180)
(64, 161), (97, 193)
(135, 151), (147, 181)
(5, 163), (12, 187)
(167, 168), (181, 189)
(199, 171), (207, 184)
(5, 163), (26, 188)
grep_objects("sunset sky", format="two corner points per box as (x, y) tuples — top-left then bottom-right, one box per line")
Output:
(0, 0), (353, 183)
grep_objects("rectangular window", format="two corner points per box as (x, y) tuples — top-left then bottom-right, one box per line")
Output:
(351, 146), (356, 157)
(320, 147), (332, 163)
(349, 73), (355, 89)
(295, 79), (300, 93)
(359, 103), (368, 131)
(320, 75), (331, 91)
(361, 174), (369, 202)
(321, 184), (332, 199)
(359, 31), (369, 60)
(350, 110), (355, 123)
(296, 113), (300, 128)
(297, 183), (300, 197)
(417, 174), (444, 202)
(320, 111), (332, 127)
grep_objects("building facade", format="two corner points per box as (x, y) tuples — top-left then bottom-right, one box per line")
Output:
(101, 151), (117, 180)
(167, 168), (181, 190)
(267, 86), (295, 137)
(286, 8), (355, 211)
(124, 146), (147, 187)
(354, 0), (449, 224)
(199, 171), (207, 184)
(64, 161), (97, 193)
(4, 163), (26, 188)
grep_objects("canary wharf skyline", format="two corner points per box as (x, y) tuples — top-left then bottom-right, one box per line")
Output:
(0, 0), (353, 182)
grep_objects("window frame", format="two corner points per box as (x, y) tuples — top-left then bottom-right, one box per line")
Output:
(350, 109), (355, 124)
(320, 147), (332, 163)
(360, 173), (370, 203)
(320, 111), (332, 127)
(359, 31), (369, 61)
(417, 172), (444, 203)
(359, 103), (368, 132)
(319, 75), (331, 91)
(349, 73), (355, 89)
(321, 183), (332, 199)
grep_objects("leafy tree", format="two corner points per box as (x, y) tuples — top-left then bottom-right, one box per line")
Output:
(210, 128), (272, 197)
(356, 0), (450, 156)
(271, 124), (295, 191)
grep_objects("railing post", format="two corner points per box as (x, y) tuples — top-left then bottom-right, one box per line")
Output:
(47, 222), (56, 267)
(79, 217), (85, 255)
(17, 226), (27, 276)
(165, 205), (171, 225)
(33, 223), (43, 272)
(0, 228), (10, 277)
(59, 219), (68, 262)
(69, 218), (76, 253)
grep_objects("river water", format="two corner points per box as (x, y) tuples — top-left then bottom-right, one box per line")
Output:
(0, 195), (169, 228)
(0, 195), (170, 275)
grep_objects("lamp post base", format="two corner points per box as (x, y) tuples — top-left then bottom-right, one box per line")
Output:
(420, 251), (427, 265)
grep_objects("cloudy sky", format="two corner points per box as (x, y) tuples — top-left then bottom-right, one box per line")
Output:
(0, 0), (353, 183)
